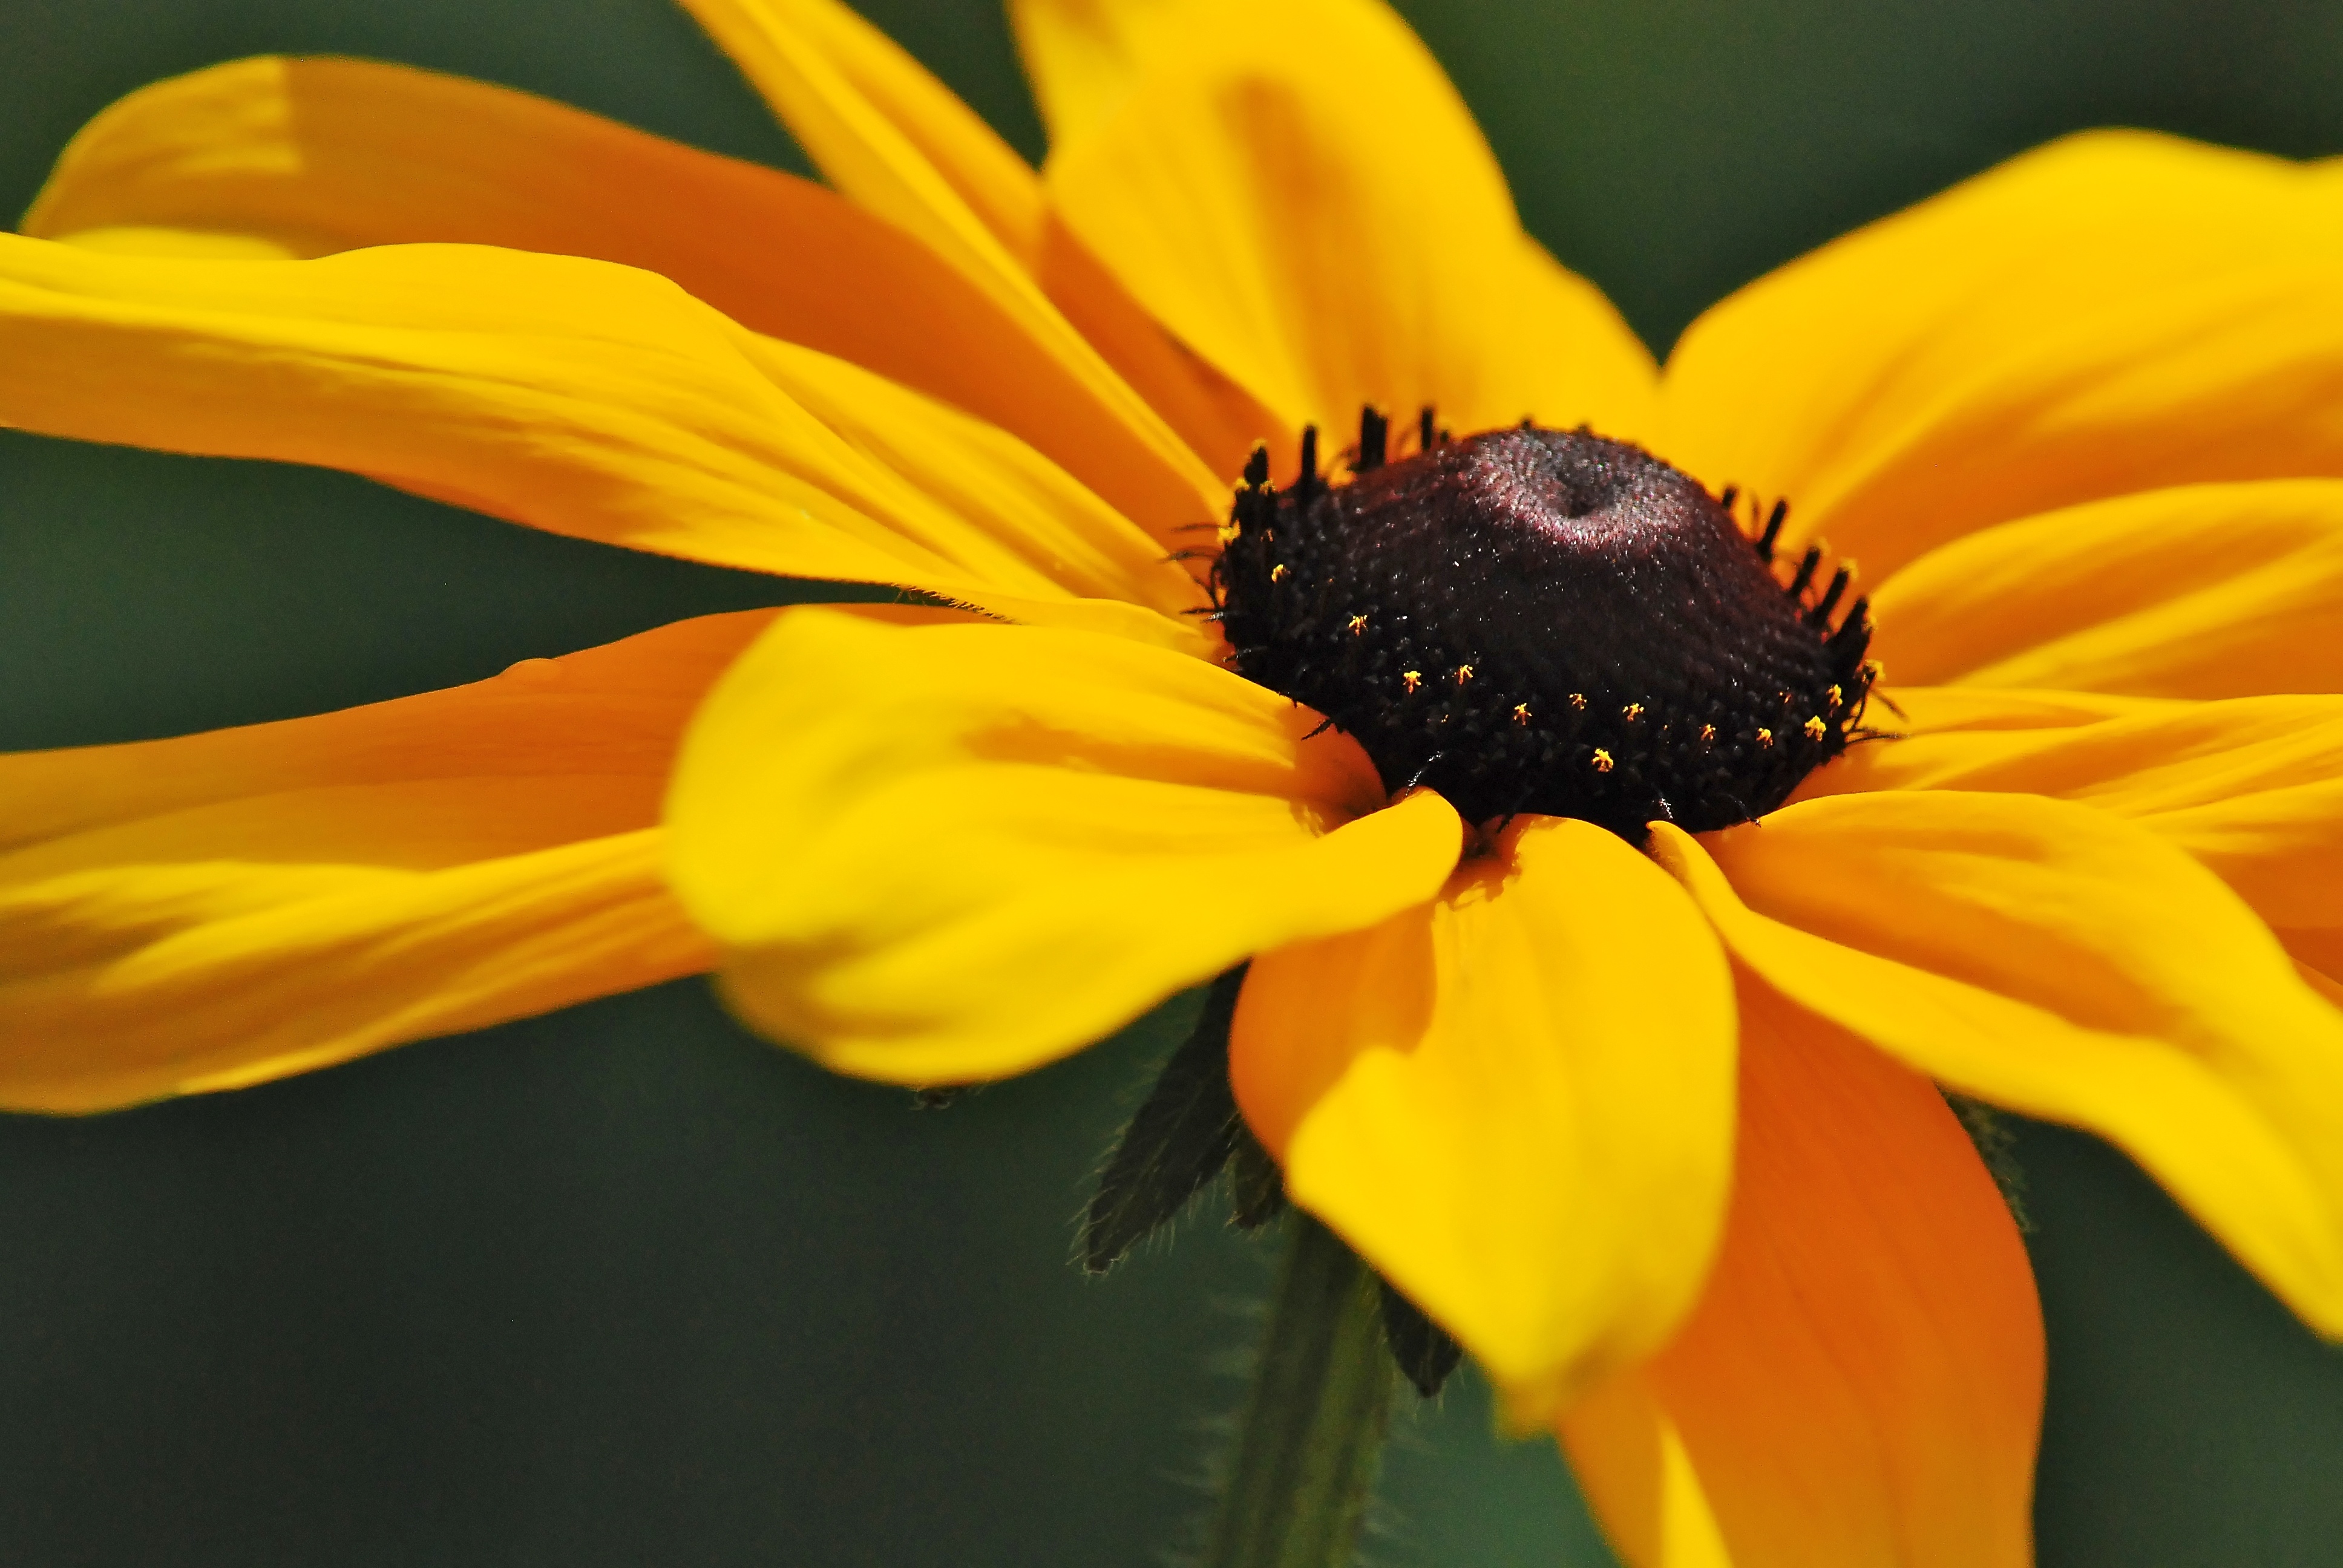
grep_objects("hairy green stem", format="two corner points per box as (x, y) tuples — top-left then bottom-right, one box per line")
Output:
(1204, 1214), (1394, 1568)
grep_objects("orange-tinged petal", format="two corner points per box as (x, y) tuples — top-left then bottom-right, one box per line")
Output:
(1650, 794), (2343, 1337)
(2295, 956), (2343, 1010)
(0, 234), (1208, 637)
(1558, 1376), (1732, 1568)
(1231, 815), (1735, 1425)
(1043, 0), (1656, 441)
(674, 0), (1227, 533)
(1562, 982), (2042, 1568)
(0, 834), (706, 1114)
(1665, 131), (2343, 581)
(0, 612), (770, 1112)
(1872, 480), (2343, 698)
(666, 607), (1463, 1084)
(18, 54), (1248, 541)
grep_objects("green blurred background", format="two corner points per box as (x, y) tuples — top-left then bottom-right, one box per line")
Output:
(4, 0), (2343, 1562)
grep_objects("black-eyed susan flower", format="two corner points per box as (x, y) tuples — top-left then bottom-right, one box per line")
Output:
(5, 0), (2343, 1563)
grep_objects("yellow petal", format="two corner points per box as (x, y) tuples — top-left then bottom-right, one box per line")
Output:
(1665, 131), (2343, 581)
(733, 332), (1210, 627)
(680, 0), (1046, 264)
(0, 612), (772, 1111)
(1812, 693), (2339, 808)
(1042, 0), (1657, 441)
(1856, 684), (2180, 738)
(1004, 1), (1298, 477)
(1009, 0), (1191, 151)
(1231, 815), (1736, 1424)
(19, 54), (1252, 543)
(1562, 981), (2041, 1568)
(1033, 211), (1288, 483)
(0, 234), (1207, 635)
(1808, 691), (2343, 968)
(1875, 480), (2343, 697)
(666, 607), (1463, 1083)
(673, 0), (1227, 531)
(1651, 794), (2343, 1337)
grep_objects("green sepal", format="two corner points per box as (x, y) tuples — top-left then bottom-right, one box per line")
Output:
(1080, 966), (1250, 1273)
(1377, 1279), (1463, 1399)
(1228, 1121), (1290, 1231)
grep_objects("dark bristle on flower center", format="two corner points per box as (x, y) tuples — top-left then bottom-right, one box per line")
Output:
(1211, 408), (1878, 840)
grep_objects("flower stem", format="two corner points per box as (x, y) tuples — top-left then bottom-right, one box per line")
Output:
(1204, 1213), (1394, 1568)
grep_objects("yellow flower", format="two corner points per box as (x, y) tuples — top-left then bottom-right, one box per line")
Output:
(4, 1), (2343, 1563)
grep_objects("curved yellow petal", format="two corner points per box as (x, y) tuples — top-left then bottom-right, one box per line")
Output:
(1812, 693), (2340, 809)
(1665, 131), (2343, 581)
(0, 234), (1208, 636)
(1034, 214), (1288, 484)
(1042, 0), (1656, 442)
(1230, 815), (1735, 1425)
(1650, 794), (2343, 1338)
(1009, 0), (1190, 151)
(1872, 480), (2343, 698)
(1003, 0), (1298, 478)
(673, 0), (1228, 532)
(1859, 684), (2180, 737)
(1808, 692), (2343, 967)
(20, 55), (1256, 541)
(1735, 263), (2343, 583)
(666, 607), (1462, 1083)
(681, 0), (1045, 264)
(0, 612), (771, 1112)
(731, 332), (1209, 627)
(1562, 982), (2041, 1568)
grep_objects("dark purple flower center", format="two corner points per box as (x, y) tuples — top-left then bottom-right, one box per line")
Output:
(1213, 410), (1876, 840)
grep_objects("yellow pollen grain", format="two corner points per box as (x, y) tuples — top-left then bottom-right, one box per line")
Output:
(1756, 728), (1774, 748)
(1569, 693), (1588, 710)
(1622, 702), (1644, 722)
(1217, 520), (1240, 544)
(1827, 684), (1843, 708)
(1270, 563), (1288, 582)
(1401, 670), (1423, 694)
(1863, 658), (1887, 683)
(1512, 704), (1532, 725)
(1591, 748), (1614, 773)
(1455, 664), (1475, 687)
(1699, 724), (1715, 743)
(1803, 716), (1827, 740)
(1348, 614), (1368, 636)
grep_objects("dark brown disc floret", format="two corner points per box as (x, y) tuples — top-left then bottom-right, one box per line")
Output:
(1212, 410), (1877, 840)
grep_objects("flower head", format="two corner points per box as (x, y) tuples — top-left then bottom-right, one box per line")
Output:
(1214, 420), (1876, 832)
(5, 1), (2343, 1563)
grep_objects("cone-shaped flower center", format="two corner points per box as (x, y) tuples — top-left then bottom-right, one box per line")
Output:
(1215, 413), (1876, 838)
